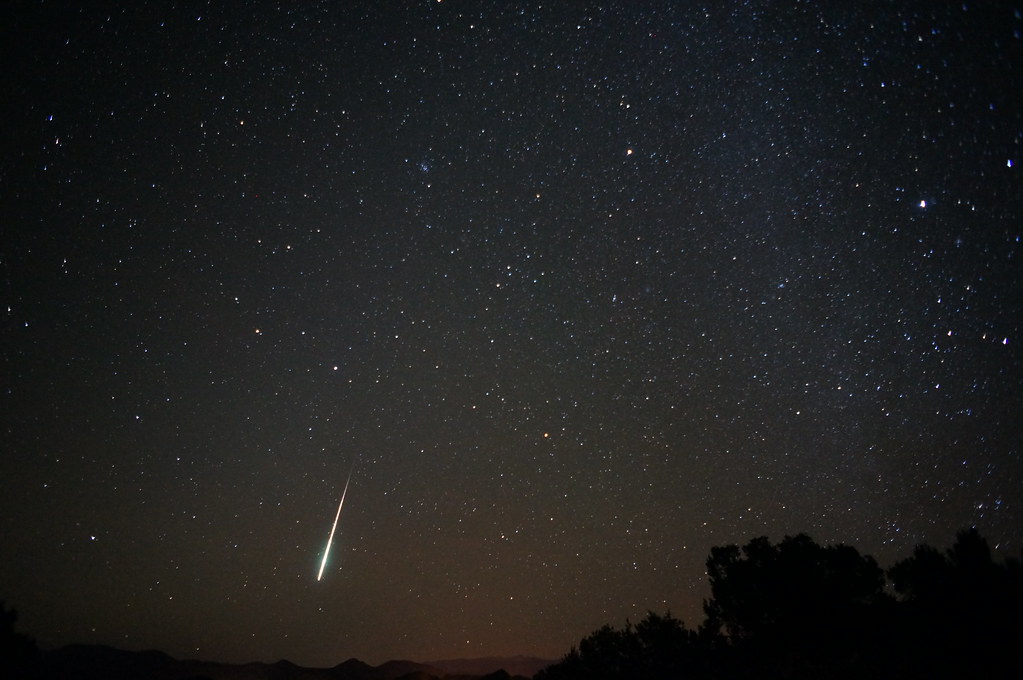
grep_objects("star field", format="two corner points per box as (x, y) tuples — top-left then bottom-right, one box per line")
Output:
(2, 0), (1021, 668)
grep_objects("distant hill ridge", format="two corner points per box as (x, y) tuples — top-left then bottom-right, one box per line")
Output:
(27, 644), (549, 680)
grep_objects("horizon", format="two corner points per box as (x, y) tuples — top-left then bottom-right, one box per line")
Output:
(3, 0), (1020, 670)
(27, 642), (556, 669)
(8, 527), (1017, 668)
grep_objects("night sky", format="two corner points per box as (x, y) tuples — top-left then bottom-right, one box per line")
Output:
(2, 0), (1022, 669)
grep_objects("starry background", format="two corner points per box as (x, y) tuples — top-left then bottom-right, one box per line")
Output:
(2, 0), (1021, 669)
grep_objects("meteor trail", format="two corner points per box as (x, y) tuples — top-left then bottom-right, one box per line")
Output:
(317, 466), (354, 581)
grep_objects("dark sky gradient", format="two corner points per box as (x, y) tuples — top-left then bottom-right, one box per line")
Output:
(2, 0), (1021, 668)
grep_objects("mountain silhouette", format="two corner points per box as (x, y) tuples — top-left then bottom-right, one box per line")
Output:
(24, 645), (519, 680)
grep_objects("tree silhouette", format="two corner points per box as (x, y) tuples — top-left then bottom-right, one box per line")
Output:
(887, 528), (1023, 679)
(702, 534), (892, 678)
(633, 611), (700, 678)
(536, 611), (709, 680)
(540, 531), (1023, 679)
(0, 601), (37, 676)
(536, 622), (635, 680)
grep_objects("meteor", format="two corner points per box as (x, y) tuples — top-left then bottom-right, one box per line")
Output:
(316, 466), (354, 581)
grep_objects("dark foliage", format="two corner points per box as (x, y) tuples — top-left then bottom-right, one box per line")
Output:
(887, 528), (1023, 679)
(535, 611), (711, 680)
(540, 530), (1023, 680)
(0, 601), (37, 675)
(703, 533), (895, 679)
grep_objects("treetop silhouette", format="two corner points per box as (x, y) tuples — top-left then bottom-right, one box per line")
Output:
(540, 529), (1022, 680)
